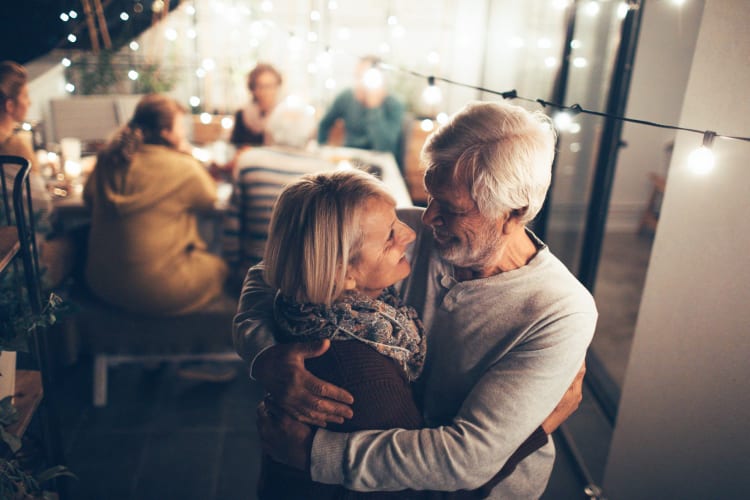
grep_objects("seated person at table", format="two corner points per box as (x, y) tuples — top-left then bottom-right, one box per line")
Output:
(229, 63), (283, 148)
(1, 60), (73, 288)
(254, 169), (546, 499)
(222, 97), (335, 289)
(317, 55), (404, 163)
(84, 94), (228, 316)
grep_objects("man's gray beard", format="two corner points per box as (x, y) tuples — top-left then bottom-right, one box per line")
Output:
(437, 227), (504, 270)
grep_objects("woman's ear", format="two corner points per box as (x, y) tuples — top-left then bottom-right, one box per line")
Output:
(344, 268), (358, 291)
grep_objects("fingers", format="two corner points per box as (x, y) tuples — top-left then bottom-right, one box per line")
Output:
(296, 338), (332, 360)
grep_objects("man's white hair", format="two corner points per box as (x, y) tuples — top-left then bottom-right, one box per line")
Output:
(265, 96), (317, 149)
(422, 100), (556, 224)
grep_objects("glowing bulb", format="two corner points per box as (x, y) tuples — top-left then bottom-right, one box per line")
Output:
(130, 41), (140, 51)
(64, 160), (82, 178)
(165, 28), (178, 41)
(584, 1), (600, 17)
(422, 85), (442, 106)
(420, 119), (435, 132)
(570, 39), (582, 49)
(60, 13), (69, 22)
(67, 34), (77, 43)
(688, 147), (715, 175)
(570, 142), (581, 153)
(189, 96), (201, 107)
(128, 70), (139, 80)
(186, 4), (196, 16)
(196, 68), (206, 78)
(436, 112), (449, 125)
(200, 112), (212, 125)
(427, 51), (440, 65)
(221, 116), (234, 129)
(152, 0), (164, 13)
(120, 12), (129, 21)
(569, 123), (582, 134)
(192, 147), (211, 163)
(573, 57), (588, 68)
(68, 10), (78, 19)
(21, 122), (32, 131)
(306, 105), (316, 116)
(65, 83), (75, 93)
(187, 28), (197, 39)
(554, 112), (573, 131)
(61, 57), (71, 67)
(337, 160), (353, 170)
(362, 68), (383, 89)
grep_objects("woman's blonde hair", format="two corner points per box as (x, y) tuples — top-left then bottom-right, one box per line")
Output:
(95, 94), (185, 191)
(264, 169), (393, 306)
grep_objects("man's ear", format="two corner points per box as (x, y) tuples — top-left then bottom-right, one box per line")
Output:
(501, 207), (527, 235)
(343, 269), (357, 291)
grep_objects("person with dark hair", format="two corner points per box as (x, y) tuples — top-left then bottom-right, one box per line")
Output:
(84, 94), (228, 316)
(229, 63), (283, 148)
(317, 56), (404, 162)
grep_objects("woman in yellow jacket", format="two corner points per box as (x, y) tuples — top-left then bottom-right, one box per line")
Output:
(84, 94), (227, 316)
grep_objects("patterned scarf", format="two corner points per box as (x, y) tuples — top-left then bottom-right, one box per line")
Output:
(273, 286), (427, 381)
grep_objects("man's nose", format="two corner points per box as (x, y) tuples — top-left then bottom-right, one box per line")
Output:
(422, 199), (441, 227)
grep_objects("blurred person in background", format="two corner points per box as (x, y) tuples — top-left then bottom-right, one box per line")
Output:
(317, 56), (404, 164)
(1, 60), (72, 288)
(223, 97), (336, 291)
(229, 63), (283, 149)
(84, 94), (228, 317)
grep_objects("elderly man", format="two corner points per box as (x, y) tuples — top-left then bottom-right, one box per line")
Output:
(235, 100), (597, 498)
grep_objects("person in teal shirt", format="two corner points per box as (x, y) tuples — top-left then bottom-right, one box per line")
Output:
(317, 56), (405, 165)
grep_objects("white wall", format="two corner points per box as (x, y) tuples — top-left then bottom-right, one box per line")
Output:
(606, 0), (704, 231)
(603, 1), (750, 497)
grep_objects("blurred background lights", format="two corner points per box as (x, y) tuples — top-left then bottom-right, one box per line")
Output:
(189, 96), (201, 107)
(67, 34), (77, 43)
(387, 15), (398, 25)
(64, 83), (75, 93)
(21, 122), (32, 131)
(585, 1), (601, 17)
(436, 112), (449, 125)
(420, 119), (435, 132)
(165, 28), (178, 41)
(120, 12), (129, 21)
(221, 116), (234, 129)
(60, 13), (69, 22)
(68, 10), (78, 18)
(325, 78), (337, 90)
(61, 57), (71, 67)
(427, 51), (440, 65)
(328, 0), (338, 10)
(552, 0), (571, 9)
(201, 58), (216, 71)
(554, 111), (574, 131)
(617, 2), (630, 19)
(537, 38), (552, 49)
(128, 70), (139, 80)
(573, 57), (588, 68)
(186, 4), (196, 16)
(545, 57), (558, 68)
(199, 112), (212, 124)
(260, 0), (273, 12)
(310, 10), (321, 21)
(129, 41), (139, 51)
(570, 39), (583, 49)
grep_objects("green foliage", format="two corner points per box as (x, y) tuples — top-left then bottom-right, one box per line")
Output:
(0, 457), (76, 500)
(132, 62), (178, 94)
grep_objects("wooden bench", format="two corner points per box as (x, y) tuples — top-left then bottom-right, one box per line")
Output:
(70, 286), (240, 407)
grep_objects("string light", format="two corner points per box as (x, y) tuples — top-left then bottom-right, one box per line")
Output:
(688, 131), (716, 175)
(120, 12), (129, 21)
(60, 13), (69, 22)
(422, 76), (442, 106)
(61, 57), (71, 67)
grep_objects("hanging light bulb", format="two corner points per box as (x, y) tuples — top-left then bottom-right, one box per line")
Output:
(688, 131), (716, 175)
(554, 111), (574, 131)
(422, 76), (442, 106)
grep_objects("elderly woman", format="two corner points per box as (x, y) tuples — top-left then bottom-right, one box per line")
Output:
(84, 94), (227, 316)
(229, 63), (283, 148)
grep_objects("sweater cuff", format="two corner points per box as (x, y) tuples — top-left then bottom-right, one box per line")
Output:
(310, 428), (349, 485)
